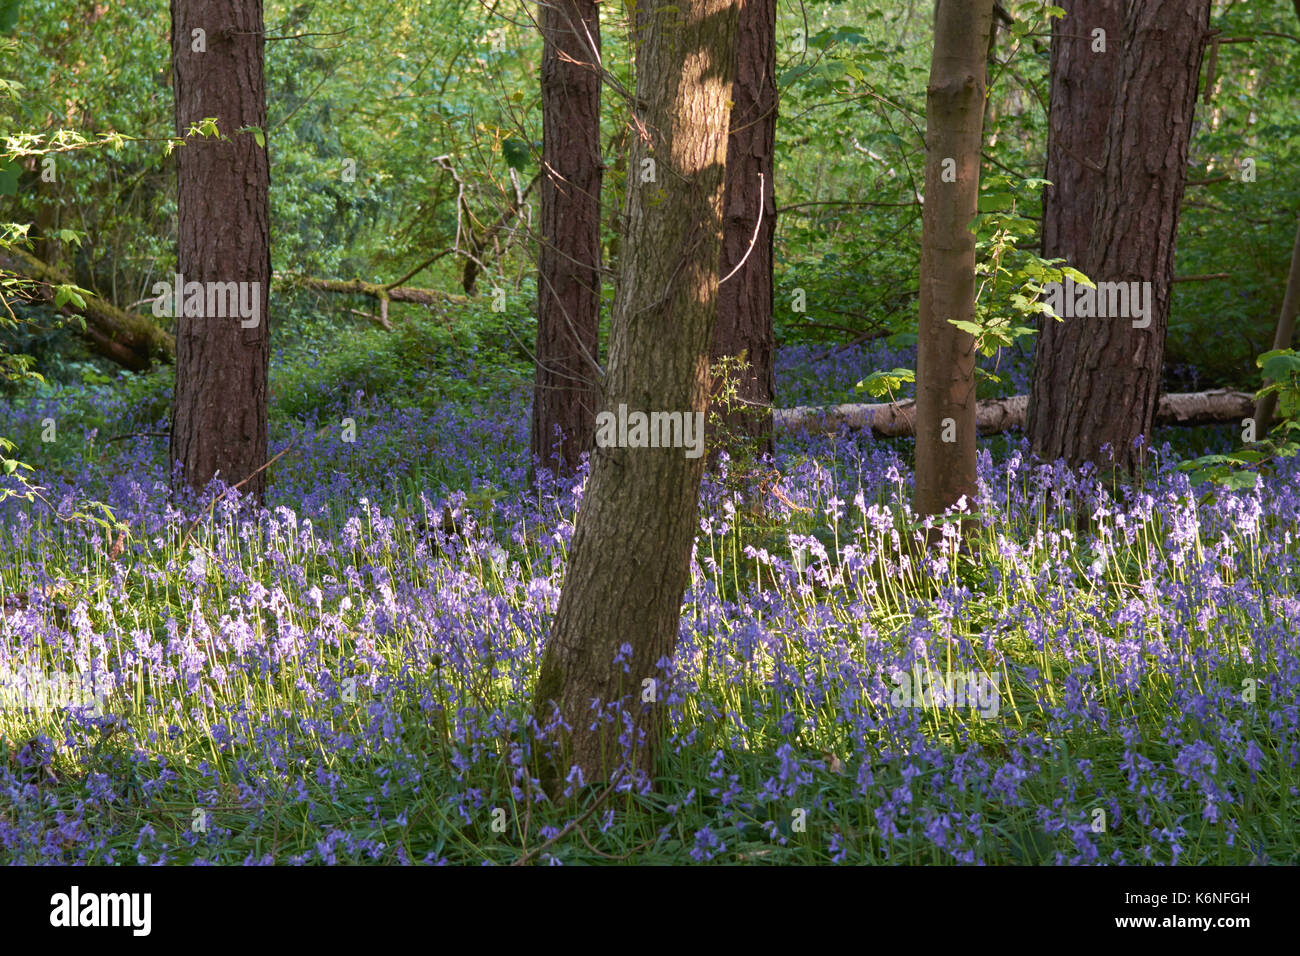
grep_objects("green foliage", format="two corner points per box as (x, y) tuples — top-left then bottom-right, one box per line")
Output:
(501, 137), (532, 172)
(854, 366), (913, 400)
(961, 176), (1094, 389)
(1257, 348), (1300, 421)
(1179, 348), (1300, 489)
(272, 294), (532, 421)
(0, 0), (21, 33)
(773, 5), (929, 347)
(0, 0), (1292, 406)
(0, 156), (17, 194)
(1164, 2), (1300, 389)
(850, 174), (1093, 401)
(705, 352), (777, 488)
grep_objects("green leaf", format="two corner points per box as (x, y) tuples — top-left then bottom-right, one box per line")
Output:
(1059, 267), (1094, 288)
(977, 191), (1013, 212)
(53, 284), (87, 310)
(1258, 350), (1300, 381)
(502, 137), (530, 171)
(1222, 471), (1259, 490)
(189, 118), (220, 139)
(0, 158), (19, 196)
(1178, 453), (1242, 470)
(0, 0), (20, 33)
(855, 367), (914, 398)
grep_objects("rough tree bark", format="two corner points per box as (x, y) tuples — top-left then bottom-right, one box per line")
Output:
(1026, 0), (1123, 458)
(169, 0), (271, 500)
(710, 0), (776, 459)
(531, 0), (603, 477)
(913, 0), (994, 517)
(1031, 0), (1211, 471)
(531, 0), (739, 788)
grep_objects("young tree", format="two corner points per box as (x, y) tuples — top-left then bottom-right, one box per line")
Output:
(531, 0), (603, 476)
(1254, 213), (1300, 434)
(711, 0), (776, 459)
(912, 0), (995, 518)
(1027, 0), (1211, 471)
(1025, 0), (1122, 458)
(169, 0), (271, 500)
(1251, 0), (1300, 435)
(531, 0), (739, 786)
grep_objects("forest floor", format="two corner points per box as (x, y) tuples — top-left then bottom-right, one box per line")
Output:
(0, 338), (1294, 864)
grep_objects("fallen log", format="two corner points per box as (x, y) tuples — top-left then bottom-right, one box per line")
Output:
(278, 274), (470, 327)
(774, 389), (1255, 437)
(278, 274), (469, 306)
(277, 274), (468, 328)
(5, 252), (468, 361)
(2, 247), (175, 371)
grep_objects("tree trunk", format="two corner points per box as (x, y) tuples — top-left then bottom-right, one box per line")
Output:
(1031, 0), (1211, 472)
(531, 0), (739, 789)
(913, 0), (994, 517)
(1254, 213), (1300, 434)
(710, 0), (776, 460)
(1027, 0), (1122, 458)
(169, 0), (271, 501)
(531, 0), (603, 477)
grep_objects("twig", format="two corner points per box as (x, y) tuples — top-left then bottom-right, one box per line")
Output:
(1171, 273), (1231, 283)
(104, 431), (169, 443)
(719, 174), (765, 286)
(177, 423), (334, 551)
(511, 771), (626, 866)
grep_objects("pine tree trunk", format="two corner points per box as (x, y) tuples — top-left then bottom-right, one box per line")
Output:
(532, 0), (739, 788)
(169, 0), (271, 501)
(1032, 0), (1211, 471)
(532, 0), (603, 477)
(1027, 0), (1122, 458)
(913, 0), (994, 518)
(711, 0), (776, 460)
